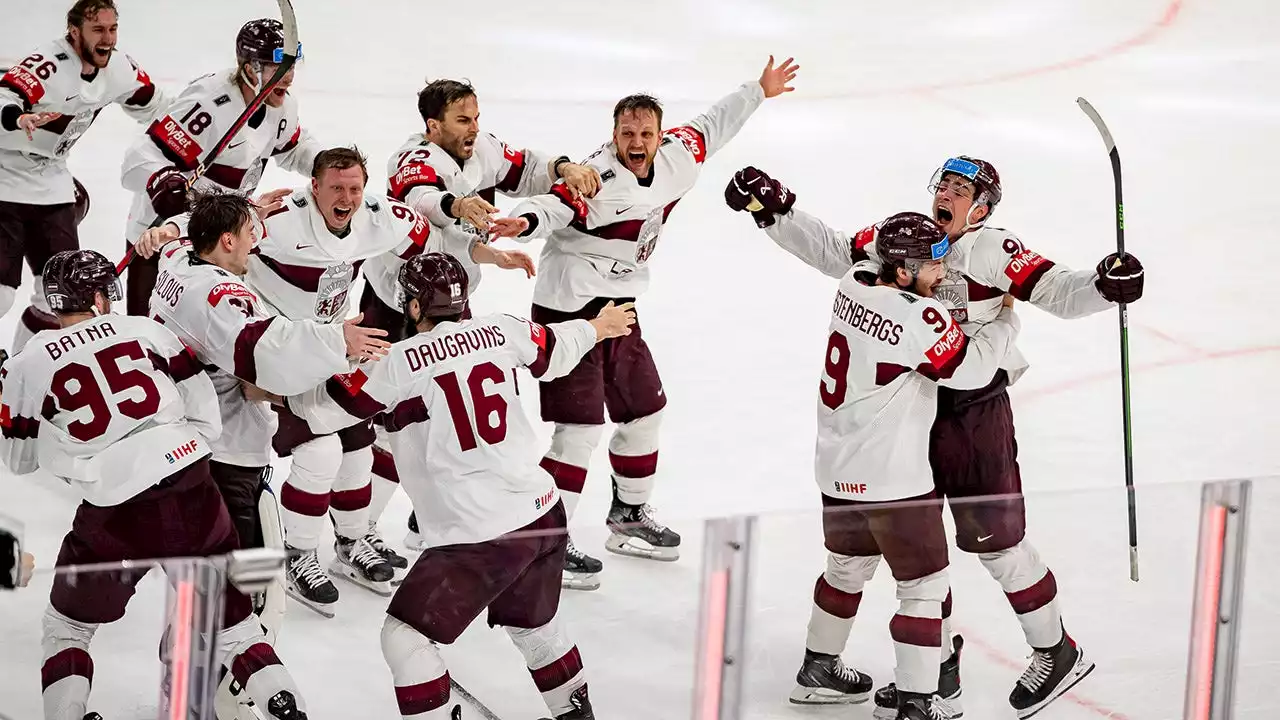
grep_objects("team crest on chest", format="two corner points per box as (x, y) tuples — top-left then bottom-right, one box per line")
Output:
(933, 268), (970, 323)
(315, 261), (353, 321)
(634, 206), (664, 265)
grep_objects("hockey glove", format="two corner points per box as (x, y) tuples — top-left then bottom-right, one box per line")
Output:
(724, 166), (795, 228)
(1095, 252), (1144, 303)
(146, 167), (191, 220)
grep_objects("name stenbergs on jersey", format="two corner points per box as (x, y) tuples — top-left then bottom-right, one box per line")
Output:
(405, 323), (509, 371)
(833, 290), (904, 346)
(44, 322), (118, 360)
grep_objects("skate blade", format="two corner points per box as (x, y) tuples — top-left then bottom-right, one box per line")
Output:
(329, 559), (394, 597)
(1016, 654), (1096, 719)
(285, 587), (335, 618)
(604, 533), (679, 561)
(403, 532), (426, 553)
(788, 685), (869, 705)
(561, 571), (600, 591)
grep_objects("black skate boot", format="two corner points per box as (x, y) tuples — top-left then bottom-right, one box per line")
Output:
(604, 485), (680, 561)
(1009, 630), (1095, 718)
(404, 511), (426, 553)
(874, 635), (964, 719)
(266, 690), (307, 720)
(84, 714), (103, 720)
(364, 523), (408, 570)
(562, 538), (602, 591)
(789, 649), (873, 704)
(332, 536), (394, 596)
(896, 692), (959, 719)
(284, 548), (338, 618)
(539, 685), (594, 720)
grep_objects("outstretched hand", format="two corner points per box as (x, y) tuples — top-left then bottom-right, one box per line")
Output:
(343, 313), (392, 361)
(590, 301), (637, 340)
(759, 55), (799, 98)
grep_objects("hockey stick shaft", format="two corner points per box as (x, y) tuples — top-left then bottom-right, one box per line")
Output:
(449, 678), (504, 720)
(1077, 97), (1139, 582)
(116, 0), (299, 275)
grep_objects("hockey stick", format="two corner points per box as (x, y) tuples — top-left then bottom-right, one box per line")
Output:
(449, 678), (505, 720)
(1076, 97), (1139, 583)
(116, 0), (299, 274)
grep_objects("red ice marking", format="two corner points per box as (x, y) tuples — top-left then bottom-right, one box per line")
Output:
(695, 568), (729, 720)
(168, 579), (194, 720)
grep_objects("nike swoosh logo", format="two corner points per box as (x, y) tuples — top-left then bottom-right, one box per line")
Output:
(616, 206), (633, 215)
(295, 243), (314, 250)
(228, 141), (247, 150)
(977, 534), (994, 543)
(65, 95), (78, 102)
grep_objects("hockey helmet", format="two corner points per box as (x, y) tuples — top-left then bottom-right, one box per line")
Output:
(875, 212), (950, 267)
(43, 249), (122, 314)
(398, 252), (470, 319)
(235, 18), (302, 65)
(928, 156), (1002, 208)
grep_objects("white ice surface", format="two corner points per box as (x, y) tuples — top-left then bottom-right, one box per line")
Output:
(2, 1), (1279, 719)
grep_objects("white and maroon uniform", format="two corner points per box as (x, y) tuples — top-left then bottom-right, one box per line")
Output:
(506, 80), (766, 518)
(246, 188), (432, 550)
(0, 315), (306, 720)
(805, 264), (1019, 698)
(768, 209), (1105, 655)
(120, 70), (320, 239)
(150, 239), (350, 468)
(0, 41), (165, 346)
(286, 313), (597, 717)
(385, 131), (555, 292)
(1, 40), (165, 205)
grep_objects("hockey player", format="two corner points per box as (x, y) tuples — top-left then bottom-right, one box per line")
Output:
(0, 0), (167, 352)
(120, 17), (321, 316)
(132, 188), (391, 641)
(250, 147), (534, 615)
(277, 252), (636, 719)
(773, 213), (1017, 719)
(379, 77), (603, 552)
(726, 159), (1144, 718)
(505, 55), (799, 587)
(0, 249), (307, 720)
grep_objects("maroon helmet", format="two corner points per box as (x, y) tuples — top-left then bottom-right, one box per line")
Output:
(73, 177), (90, 226)
(875, 212), (950, 267)
(236, 18), (299, 65)
(43, 249), (122, 314)
(929, 156), (1002, 208)
(399, 252), (469, 318)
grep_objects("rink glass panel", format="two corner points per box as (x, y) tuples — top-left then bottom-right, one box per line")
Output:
(0, 557), (225, 720)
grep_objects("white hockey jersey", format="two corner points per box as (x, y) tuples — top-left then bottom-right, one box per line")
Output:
(386, 131), (555, 292)
(0, 314), (220, 507)
(286, 313), (598, 548)
(246, 189), (433, 323)
(0, 39), (165, 205)
(510, 81), (766, 312)
(150, 240), (350, 466)
(817, 265), (1020, 502)
(765, 209), (1114, 383)
(120, 70), (320, 240)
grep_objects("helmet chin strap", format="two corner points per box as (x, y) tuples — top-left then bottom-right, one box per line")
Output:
(240, 61), (263, 94)
(956, 195), (994, 235)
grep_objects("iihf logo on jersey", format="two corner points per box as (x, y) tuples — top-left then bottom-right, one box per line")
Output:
(534, 488), (555, 510)
(165, 439), (201, 465)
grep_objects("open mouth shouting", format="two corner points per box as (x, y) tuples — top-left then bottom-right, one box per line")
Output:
(934, 203), (954, 227)
(332, 205), (353, 224)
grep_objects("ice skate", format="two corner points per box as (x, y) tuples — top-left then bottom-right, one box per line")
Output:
(404, 511), (426, 553)
(1009, 630), (1094, 718)
(788, 649), (873, 705)
(285, 548), (338, 618)
(896, 693), (960, 720)
(265, 690), (307, 720)
(84, 714), (103, 720)
(331, 536), (395, 596)
(539, 685), (594, 719)
(562, 538), (602, 591)
(364, 523), (408, 586)
(874, 635), (964, 719)
(604, 488), (680, 561)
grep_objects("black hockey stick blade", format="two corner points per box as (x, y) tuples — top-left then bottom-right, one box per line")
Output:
(1077, 96), (1139, 583)
(119, 0), (300, 273)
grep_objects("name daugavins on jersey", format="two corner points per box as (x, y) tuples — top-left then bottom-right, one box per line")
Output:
(832, 289), (904, 346)
(403, 322), (510, 371)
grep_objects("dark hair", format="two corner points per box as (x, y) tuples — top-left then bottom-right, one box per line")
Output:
(417, 79), (477, 124)
(312, 146), (369, 184)
(188, 189), (254, 255)
(67, 0), (117, 28)
(612, 94), (663, 128)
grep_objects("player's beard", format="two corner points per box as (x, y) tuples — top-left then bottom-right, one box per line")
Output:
(77, 37), (114, 69)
